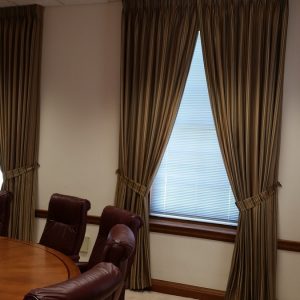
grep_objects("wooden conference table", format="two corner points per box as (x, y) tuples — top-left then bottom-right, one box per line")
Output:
(0, 237), (80, 299)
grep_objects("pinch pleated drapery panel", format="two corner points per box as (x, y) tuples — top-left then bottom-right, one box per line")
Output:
(0, 5), (43, 241)
(116, 0), (198, 289)
(198, 0), (288, 299)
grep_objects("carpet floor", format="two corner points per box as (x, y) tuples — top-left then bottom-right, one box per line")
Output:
(125, 290), (192, 300)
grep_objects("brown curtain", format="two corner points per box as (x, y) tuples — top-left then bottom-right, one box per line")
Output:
(0, 5), (43, 241)
(198, 0), (288, 299)
(116, 0), (198, 289)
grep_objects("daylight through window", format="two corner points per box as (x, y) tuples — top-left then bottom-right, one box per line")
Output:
(150, 33), (239, 225)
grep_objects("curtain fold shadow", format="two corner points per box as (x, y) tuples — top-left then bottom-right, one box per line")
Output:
(198, 0), (288, 299)
(0, 5), (43, 241)
(116, 0), (198, 290)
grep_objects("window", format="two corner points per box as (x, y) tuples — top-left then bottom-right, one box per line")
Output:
(151, 33), (239, 226)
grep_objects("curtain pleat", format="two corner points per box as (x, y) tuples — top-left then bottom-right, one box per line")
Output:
(198, 0), (288, 299)
(116, 0), (198, 289)
(0, 5), (43, 241)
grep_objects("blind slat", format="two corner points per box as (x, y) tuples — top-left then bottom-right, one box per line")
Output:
(151, 34), (239, 225)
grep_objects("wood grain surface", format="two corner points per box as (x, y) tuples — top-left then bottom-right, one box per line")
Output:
(0, 237), (80, 299)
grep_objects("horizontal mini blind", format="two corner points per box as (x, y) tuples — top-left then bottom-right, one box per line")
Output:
(151, 33), (239, 225)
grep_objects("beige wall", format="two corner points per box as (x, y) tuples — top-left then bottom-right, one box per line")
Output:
(37, 1), (300, 299)
(38, 3), (121, 213)
(36, 2), (122, 259)
(276, 1), (300, 298)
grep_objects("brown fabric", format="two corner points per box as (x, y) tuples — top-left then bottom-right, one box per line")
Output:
(3, 164), (39, 180)
(235, 182), (282, 212)
(0, 5), (43, 240)
(116, 169), (147, 198)
(116, 0), (198, 289)
(198, 0), (288, 299)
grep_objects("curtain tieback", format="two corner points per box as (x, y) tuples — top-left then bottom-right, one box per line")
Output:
(3, 163), (40, 180)
(236, 182), (282, 212)
(116, 169), (148, 198)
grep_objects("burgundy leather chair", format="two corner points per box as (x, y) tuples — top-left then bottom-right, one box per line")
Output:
(24, 224), (136, 300)
(23, 262), (122, 300)
(0, 191), (12, 236)
(79, 206), (143, 300)
(39, 193), (91, 262)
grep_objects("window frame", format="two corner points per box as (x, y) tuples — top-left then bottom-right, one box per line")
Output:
(150, 33), (238, 227)
(149, 215), (237, 242)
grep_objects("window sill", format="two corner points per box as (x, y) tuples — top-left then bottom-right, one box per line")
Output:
(149, 215), (237, 243)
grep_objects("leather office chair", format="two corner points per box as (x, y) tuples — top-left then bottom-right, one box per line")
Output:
(39, 193), (91, 262)
(79, 206), (143, 300)
(23, 262), (122, 300)
(0, 191), (12, 236)
(25, 224), (136, 300)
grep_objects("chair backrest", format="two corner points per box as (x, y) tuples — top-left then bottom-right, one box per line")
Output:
(87, 206), (143, 271)
(23, 262), (122, 300)
(39, 193), (91, 262)
(0, 191), (12, 236)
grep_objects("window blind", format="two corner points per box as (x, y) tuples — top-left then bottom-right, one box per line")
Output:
(151, 34), (239, 225)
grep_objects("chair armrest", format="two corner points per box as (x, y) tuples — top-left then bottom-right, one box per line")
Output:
(23, 262), (122, 300)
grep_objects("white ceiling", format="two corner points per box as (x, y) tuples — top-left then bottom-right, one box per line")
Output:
(0, 0), (120, 7)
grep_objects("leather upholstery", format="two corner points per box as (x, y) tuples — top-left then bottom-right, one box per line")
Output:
(87, 206), (143, 271)
(39, 193), (91, 262)
(23, 262), (122, 300)
(0, 191), (12, 236)
(104, 224), (135, 269)
(80, 206), (143, 300)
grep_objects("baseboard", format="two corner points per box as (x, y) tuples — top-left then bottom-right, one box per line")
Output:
(151, 279), (225, 300)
